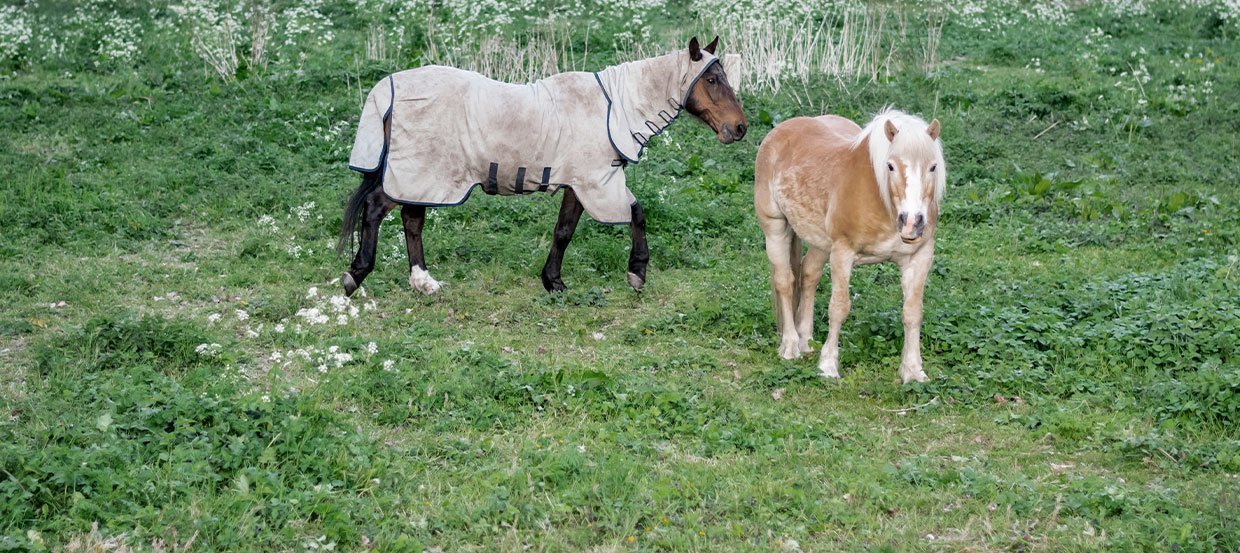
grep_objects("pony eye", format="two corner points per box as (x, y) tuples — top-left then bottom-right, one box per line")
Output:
(929, 164), (937, 172)
(887, 162), (895, 172)
(707, 77), (717, 84)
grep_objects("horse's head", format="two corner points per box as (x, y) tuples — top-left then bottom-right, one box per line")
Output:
(684, 36), (747, 144)
(883, 118), (944, 244)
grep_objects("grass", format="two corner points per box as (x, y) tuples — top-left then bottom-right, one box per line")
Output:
(1, 0), (1238, 551)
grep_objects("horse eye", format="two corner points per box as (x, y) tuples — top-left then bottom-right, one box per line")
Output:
(707, 77), (716, 84)
(929, 164), (937, 172)
(887, 162), (895, 172)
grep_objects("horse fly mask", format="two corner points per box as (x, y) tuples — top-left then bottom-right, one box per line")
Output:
(348, 49), (720, 224)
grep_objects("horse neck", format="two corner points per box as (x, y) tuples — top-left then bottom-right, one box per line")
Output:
(599, 53), (685, 117)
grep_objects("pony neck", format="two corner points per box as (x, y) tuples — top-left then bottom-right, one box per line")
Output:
(854, 134), (897, 220)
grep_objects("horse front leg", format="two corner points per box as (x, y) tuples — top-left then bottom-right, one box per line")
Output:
(343, 188), (396, 297)
(541, 188), (585, 292)
(817, 247), (855, 378)
(897, 246), (934, 383)
(401, 204), (440, 295)
(626, 202), (649, 290)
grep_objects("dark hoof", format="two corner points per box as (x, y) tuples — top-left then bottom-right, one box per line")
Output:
(342, 272), (358, 297)
(541, 270), (566, 292)
(626, 271), (645, 290)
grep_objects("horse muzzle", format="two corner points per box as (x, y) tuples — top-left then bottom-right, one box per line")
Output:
(718, 122), (747, 144)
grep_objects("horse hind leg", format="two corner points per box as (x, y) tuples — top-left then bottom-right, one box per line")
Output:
(343, 179), (396, 296)
(400, 204), (441, 295)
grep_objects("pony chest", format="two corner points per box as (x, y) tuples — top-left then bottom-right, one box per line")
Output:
(854, 236), (928, 265)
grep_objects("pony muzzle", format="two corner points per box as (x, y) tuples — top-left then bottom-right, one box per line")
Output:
(897, 212), (926, 243)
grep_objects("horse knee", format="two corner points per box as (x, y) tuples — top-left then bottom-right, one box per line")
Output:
(553, 226), (576, 244)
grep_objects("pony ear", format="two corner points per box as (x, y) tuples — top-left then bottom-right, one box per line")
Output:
(926, 119), (941, 140)
(704, 36), (719, 55)
(688, 36), (702, 61)
(884, 120), (899, 141)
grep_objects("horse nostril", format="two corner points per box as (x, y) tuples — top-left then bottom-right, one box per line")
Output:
(915, 214), (925, 230)
(736, 123), (747, 138)
(897, 213), (907, 229)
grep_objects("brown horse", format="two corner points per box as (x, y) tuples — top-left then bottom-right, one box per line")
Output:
(338, 37), (747, 296)
(754, 108), (944, 383)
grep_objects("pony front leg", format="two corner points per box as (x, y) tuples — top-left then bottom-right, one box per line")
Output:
(626, 202), (649, 290)
(818, 248), (855, 378)
(897, 247), (934, 383)
(541, 189), (585, 292)
(795, 246), (830, 354)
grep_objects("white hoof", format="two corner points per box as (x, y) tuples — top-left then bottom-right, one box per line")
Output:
(626, 271), (645, 290)
(778, 337), (802, 360)
(818, 356), (840, 379)
(900, 368), (928, 384)
(409, 266), (441, 295)
(798, 339), (813, 354)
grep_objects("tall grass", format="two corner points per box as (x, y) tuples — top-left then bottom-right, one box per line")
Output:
(702, 8), (889, 94)
(424, 23), (585, 83)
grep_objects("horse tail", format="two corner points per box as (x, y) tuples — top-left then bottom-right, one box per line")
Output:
(339, 76), (394, 255)
(789, 233), (802, 315)
(337, 170), (382, 256)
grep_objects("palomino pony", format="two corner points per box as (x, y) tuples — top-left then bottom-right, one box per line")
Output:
(754, 108), (944, 384)
(338, 37), (747, 296)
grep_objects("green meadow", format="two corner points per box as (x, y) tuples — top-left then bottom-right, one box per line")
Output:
(0, 1), (1236, 550)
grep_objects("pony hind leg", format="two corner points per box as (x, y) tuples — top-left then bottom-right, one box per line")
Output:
(541, 189), (585, 292)
(761, 219), (802, 359)
(626, 201), (649, 290)
(401, 204), (441, 295)
(342, 175), (396, 297)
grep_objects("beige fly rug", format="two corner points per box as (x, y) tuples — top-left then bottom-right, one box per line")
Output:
(348, 49), (719, 224)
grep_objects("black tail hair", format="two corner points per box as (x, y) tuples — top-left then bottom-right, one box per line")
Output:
(337, 171), (383, 256)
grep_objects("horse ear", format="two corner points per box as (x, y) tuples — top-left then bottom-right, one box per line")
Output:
(704, 36), (719, 55)
(927, 119), (941, 140)
(884, 120), (899, 141)
(688, 36), (702, 61)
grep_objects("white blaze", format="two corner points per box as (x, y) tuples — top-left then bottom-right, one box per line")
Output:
(900, 163), (927, 230)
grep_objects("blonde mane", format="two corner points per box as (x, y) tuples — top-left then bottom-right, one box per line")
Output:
(852, 107), (946, 213)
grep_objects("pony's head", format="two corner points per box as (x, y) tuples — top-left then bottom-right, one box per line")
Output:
(684, 36), (747, 144)
(865, 110), (944, 244)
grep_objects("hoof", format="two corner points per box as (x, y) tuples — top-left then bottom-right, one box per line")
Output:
(626, 271), (645, 290)
(818, 357), (840, 378)
(778, 337), (801, 360)
(900, 369), (928, 384)
(342, 272), (358, 297)
(409, 267), (441, 295)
